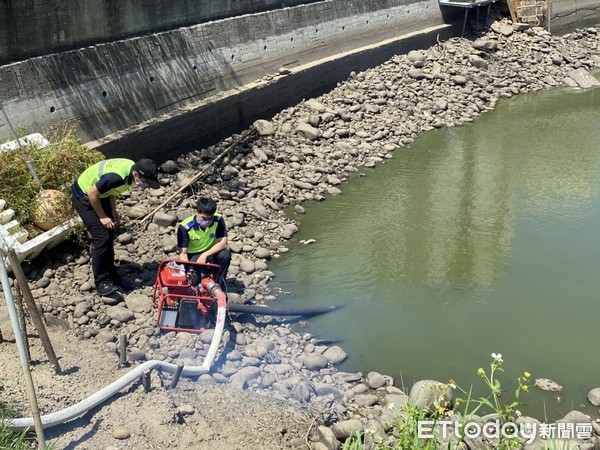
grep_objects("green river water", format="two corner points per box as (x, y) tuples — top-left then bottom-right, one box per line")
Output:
(270, 86), (600, 420)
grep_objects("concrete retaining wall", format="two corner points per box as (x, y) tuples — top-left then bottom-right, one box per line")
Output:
(0, 0), (458, 160)
(0, 0), (598, 162)
(550, 0), (600, 33)
(0, 0), (322, 64)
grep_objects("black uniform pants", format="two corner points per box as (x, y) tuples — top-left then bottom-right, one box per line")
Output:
(189, 249), (231, 289)
(71, 188), (117, 285)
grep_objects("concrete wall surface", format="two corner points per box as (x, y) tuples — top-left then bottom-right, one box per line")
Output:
(0, 0), (597, 162)
(550, 0), (600, 32)
(0, 0), (322, 64)
(0, 0), (455, 160)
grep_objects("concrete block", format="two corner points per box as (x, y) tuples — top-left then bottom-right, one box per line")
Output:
(0, 133), (50, 153)
(0, 208), (15, 225)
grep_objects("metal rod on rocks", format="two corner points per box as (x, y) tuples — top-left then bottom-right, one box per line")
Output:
(0, 248), (47, 449)
(0, 106), (43, 190)
(169, 362), (184, 390)
(7, 250), (61, 374)
(118, 334), (128, 368)
(13, 280), (31, 362)
(139, 127), (256, 225)
(141, 370), (151, 392)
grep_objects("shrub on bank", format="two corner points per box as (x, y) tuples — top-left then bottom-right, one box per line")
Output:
(0, 130), (103, 233)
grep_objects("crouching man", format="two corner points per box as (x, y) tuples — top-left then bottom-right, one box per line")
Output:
(177, 197), (231, 289)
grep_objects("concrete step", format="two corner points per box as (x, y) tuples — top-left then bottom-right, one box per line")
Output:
(0, 208), (15, 225)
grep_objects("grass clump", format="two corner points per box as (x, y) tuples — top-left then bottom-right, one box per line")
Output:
(0, 131), (103, 225)
(0, 404), (33, 450)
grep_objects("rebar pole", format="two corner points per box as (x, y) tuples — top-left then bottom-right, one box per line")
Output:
(7, 250), (61, 374)
(118, 335), (128, 368)
(141, 371), (151, 392)
(0, 106), (43, 190)
(169, 363), (184, 390)
(13, 280), (31, 362)
(0, 248), (46, 449)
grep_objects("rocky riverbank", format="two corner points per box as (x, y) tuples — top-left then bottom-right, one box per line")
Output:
(2, 18), (600, 450)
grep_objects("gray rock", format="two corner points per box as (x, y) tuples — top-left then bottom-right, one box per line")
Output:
(112, 427), (131, 440)
(116, 233), (133, 244)
(407, 50), (427, 66)
(178, 404), (195, 416)
(313, 383), (342, 400)
(565, 68), (600, 89)
(152, 212), (177, 227)
(280, 224), (299, 239)
(557, 410), (591, 425)
(364, 419), (387, 449)
(535, 378), (563, 392)
(293, 180), (313, 190)
(323, 346), (347, 365)
(469, 55), (488, 69)
(316, 425), (340, 450)
(253, 199), (270, 219)
(407, 68), (424, 79)
(472, 38), (498, 51)
(126, 205), (147, 219)
(409, 380), (452, 412)
(296, 123), (320, 141)
(253, 248), (271, 259)
(384, 393), (408, 409)
(587, 387), (600, 406)
(304, 99), (327, 113)
(199, 329), (215, 344)
(159, 160), (179, 174)
(124, 293), (152, 313)
(261, 373), (276, 388)
(366, 371), (387, 389)
(106, 305), (135, 323)
(252, 147), (269, 163)
(239, 259), (255, 274)
(73, 301), (93, 318)
(292, 380), (312, 402)
(354, 394), (379, 407)
(96, 330), (116, 343)
(303, 353), (328, 370)
(452, 75), (468, 86)
(331, 419), (363, 441)
(253, 119), (275, 136)
(35, 277), (51, 289)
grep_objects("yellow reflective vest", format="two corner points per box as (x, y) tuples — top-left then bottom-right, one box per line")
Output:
(180, 213), (222, 254)
(76, 159), (134, 198)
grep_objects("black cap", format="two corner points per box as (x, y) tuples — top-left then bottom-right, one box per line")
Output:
(134, 159), (160, 189)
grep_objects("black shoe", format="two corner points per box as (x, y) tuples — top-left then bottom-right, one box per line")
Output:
(113, 276), (136, 293)
(97, 280), (119, 296)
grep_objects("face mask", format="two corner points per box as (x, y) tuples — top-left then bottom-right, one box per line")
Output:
(136, 181), (148, 189)
(197, 218), (213, 228)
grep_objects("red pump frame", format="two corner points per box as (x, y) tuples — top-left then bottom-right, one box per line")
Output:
(152, 259), (222, 333)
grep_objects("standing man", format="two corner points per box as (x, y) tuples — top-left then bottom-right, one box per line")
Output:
(177, 197), (231, 289)
(72, 158), (160, 296)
